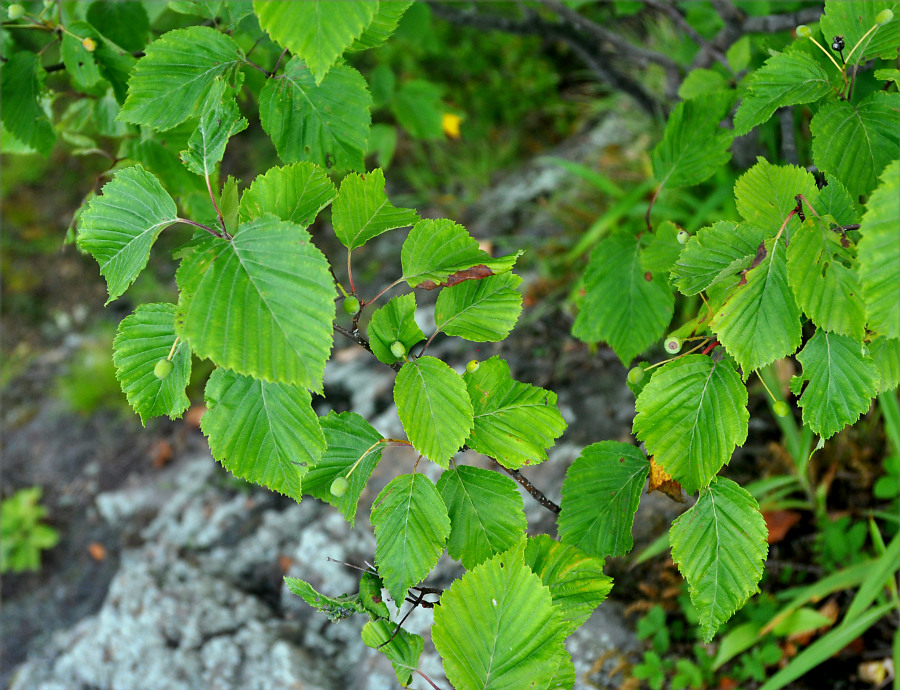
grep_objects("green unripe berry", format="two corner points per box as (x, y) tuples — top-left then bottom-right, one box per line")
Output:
(664, 336), (682, 355)
(7, 3), (25, 19)
(343, 295), (360, 315)
(676, 230), (689, 245)
(390, 340), (406, 358)
(466, 359), (479, 374)
(82, 37), (97, 52)
(796, 24), (812, 38)
(154, 358), (174, 380)
(627, 366), (645, 385)
(773, 401), (790, 418)
(876, 9), (894, 25)
(330, 476), (350, 497)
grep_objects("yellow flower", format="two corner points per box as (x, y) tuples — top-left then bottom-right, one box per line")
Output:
(442, 113), (462, 139)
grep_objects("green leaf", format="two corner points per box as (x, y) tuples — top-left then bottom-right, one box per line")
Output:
(634, 356), (749, 494)
(869, 337), (900, 393)
(434, 272), (523, 342)
(284, 576), (365, 622)
(359, 571), (391, 620)
(817, 174), (860, 226)
(391, 79), (445, 140)
(432, 545), (568, 690)
(650, 92), (734, 190)
(93, 41), (137, 105)
(361, 619), (424, 687)
(573, 232), (674, 365)
(558, 441), (650, 558)
(734, 50), (837, 135)
(61, 21), (103, 88)
(734, 157), (818, 233)
(371, 473), (450, 603)
(259, 58), (372, 172)
(239, 162), (336, 226)
(819, 0), (900, 64)
(437, 466), (527, 569)
(175, 215), (335, 391)
(524, 535), (613, 636)
(875, 67), (900, 88)
(786, 216), (866, 339)
(119, 26), (244, 131)
(0, 52), (56, 156)
(332, 168), (419, 250)
(811, 92), (900, 201)
(401, 219), (522, 289)
(641, 220), (683, 274)
(112, 303), (191, 425)
(201, 368), (326, 502)
(463, 356), (567, 469)
(86, 1), (150, 52)
(218, 175), (239, 236)
(669, 221), (769, 296)
(670, 477), (768, 642)
(302, 411), (383, 526)
(120, 134), (206, 198)
(394, 356), (473, 466)
(348, 1), (413, 51)
(710, 239), (803, 375)
(790, 329), (880, 439)
(368, 293), (427, 365)
(77, 165), (178, 303)
(253, 0), (377, 84)
(180, 79), (248, 177)
(857, 160), (900, 339)
(678, 68), (729, 100)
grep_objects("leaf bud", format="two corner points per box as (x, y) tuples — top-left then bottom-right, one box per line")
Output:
(343, 295), (360, 315)
(7, 3), (25, 19)
(390, 340), (407, 358)
(876, 9), (894, 25)
(627, 366), (645, 385)
(330, 476), (349, 497)
(773, 401), (790, 418)
(676, 230), (690, 245)
(466, 359), (479, 374)
(664, 336), (683, 355)
(154, 358), (174, 380)
(795, 25), (812, 38)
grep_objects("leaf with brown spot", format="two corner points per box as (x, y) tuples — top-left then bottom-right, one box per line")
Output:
(648, 457), (686, 502)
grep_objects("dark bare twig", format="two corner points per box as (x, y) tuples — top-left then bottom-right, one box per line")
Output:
(494, 461), (561, 514)
(778, 107), (799, 165)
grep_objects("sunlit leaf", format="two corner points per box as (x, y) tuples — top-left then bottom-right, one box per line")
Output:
(361, 619), (423, 687)
(332, 168), (419, 250)
(734, 157), (818, 234)
(180, 79), (248, 177)
(434, 272), (523, 342)
(1, 52), (56, 156)
(368, 293), (426, 366)
(239, 162), (336, 226)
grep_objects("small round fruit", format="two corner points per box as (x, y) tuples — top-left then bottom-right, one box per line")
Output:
(627, 366), (645, 385)
(390, 340), (407, 358)
(343, 295), (360, 315)
(676, 230), (690, 245)
(82, 37), (97, 52)
(7, 3), (25, 19)
(795, 24), (812, 38)
(876, 9), (894, 25)
(466, 359), (479, 374)
(773, 401), (790, 418)
(154, 358), (174, 380)
(664, 336), (682, 355)
(330, 476), (350, 497)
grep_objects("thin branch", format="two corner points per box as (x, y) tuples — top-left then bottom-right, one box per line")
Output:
(778, 107), (799, 165)
(175, 217), (226, 239)
(494, 461), (561, 515)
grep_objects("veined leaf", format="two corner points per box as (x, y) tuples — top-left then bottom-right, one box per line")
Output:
(437, 466), (527, 569)
(394, 356), (473, 466)
(201, 368), (326, 502)
(641, 220), (683, 274)
(734, 50), (837, 135)
(869, 337), (900, 393)
(433, 545), (569, 690)
(819, 0), (900, 65)
(1, 52), (56, 156)
(332, 168), (419, 250)
(86, 1), (150, 52)
(302, 411), (383, 527)
(259, 58), (372, 172)
(817, 175), (860, 226)
(361, 619), (423, 687)
(634, 356), (749, 494)
(180, 79), (248, 177)
(253, 0), (377, 84)
(524, 535), (613, 636)
(811, 92), (900, 201)
(77, 165), (178, 303)
(650, 91), (734, 190)
(857, 160), (900, 339)
(400, 218), (522, 289)
(734, 157), (818, 234)
(61, 21), (103, 88)
(434, 272), (523, 342)
(371, 473), (450, 604)
(284, 577), (364, 622)
(368, 293), (426, 366)
(118, 26), (243, 131)
(176, 215), (335, 391)
(359, 571), (390, 620)
(711, 239), (803, 375)
(463, 356), (566, 469)
(670, 477), (768, 642)
(787, 216), (866, 339)
(573, 231), (674, 365)
(790, 329), (879, 439)
(239, 162), (336, 226)
(670, 221), (769, 296)
(678, 68), (730, 100)
(348, 1), (413, 51)
(112, 303), (191, 425)
(558, 441), (650, 558)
